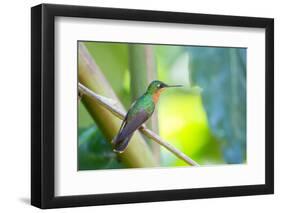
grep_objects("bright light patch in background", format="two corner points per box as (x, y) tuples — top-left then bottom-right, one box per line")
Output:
(158, 90), (214, 166)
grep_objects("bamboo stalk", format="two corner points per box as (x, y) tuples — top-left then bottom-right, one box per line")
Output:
(79, 82), (199, 166)
(129, 45), (160, 162)
(144, 45), (160, 162)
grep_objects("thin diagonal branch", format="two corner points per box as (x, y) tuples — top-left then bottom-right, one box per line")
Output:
(78, 82), (199, 166)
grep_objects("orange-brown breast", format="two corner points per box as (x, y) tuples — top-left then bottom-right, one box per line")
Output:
(152, 88), (165, 104)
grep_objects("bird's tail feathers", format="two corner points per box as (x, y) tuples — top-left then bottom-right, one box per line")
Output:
(112, 134), (133, 153)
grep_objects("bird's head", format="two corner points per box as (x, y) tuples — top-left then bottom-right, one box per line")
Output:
(146, 80), (182, 103)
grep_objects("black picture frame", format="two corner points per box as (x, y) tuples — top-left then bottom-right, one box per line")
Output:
(31, 3), (274, 209)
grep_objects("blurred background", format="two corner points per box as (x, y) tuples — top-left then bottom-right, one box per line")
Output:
(78, 41), (246, 170)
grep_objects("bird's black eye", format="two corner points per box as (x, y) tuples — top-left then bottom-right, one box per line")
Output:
(157, 84), (161, 88)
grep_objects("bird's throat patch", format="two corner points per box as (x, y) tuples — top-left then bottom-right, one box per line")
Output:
(152, 88), (165, 103)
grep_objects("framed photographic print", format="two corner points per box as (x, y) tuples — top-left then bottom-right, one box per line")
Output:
(31, 3), (274, 209)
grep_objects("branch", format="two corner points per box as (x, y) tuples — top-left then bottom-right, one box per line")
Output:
(78, 82), (199, 166)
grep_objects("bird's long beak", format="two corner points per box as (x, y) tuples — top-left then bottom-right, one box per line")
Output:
(165, 84), (183, 88)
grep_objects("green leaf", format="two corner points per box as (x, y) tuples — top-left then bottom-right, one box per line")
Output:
(188, 47), (246, 164)
(78, 125), (124, 170)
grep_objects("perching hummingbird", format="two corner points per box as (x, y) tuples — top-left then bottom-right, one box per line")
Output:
(112, 80), (182, 153)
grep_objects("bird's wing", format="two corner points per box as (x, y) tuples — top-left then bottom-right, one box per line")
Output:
(114, 109), (149, 143)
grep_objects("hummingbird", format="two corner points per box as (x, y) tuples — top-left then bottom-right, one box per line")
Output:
(112, 80), (182, 153)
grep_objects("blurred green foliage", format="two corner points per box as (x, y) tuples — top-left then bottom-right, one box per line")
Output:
(78, 102), (123, 170)
(84, 42), (131, 108)
(188, 47), (246, 163)
(78, 41), (246, 170)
